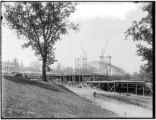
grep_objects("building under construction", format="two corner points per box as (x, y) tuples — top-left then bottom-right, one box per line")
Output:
(33, 41), (149, 95)
(45, 47), (147, 96)
(48, 41), (149, 96)
(3, 42), (150, 96)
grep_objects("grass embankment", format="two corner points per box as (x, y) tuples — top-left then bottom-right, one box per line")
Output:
(2, 76), (118, 118)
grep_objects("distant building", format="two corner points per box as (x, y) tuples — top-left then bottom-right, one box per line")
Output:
(2, 59), (42, 73)
(87, 61), (127, 75)
(2, 61), (16, 72)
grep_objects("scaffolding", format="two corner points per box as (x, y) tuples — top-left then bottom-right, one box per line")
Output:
(75, 46), (87, 75)
(75, 57), (87, 74)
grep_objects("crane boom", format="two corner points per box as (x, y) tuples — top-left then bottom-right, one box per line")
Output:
(81, 46), (87, 58)
(103, 40), (108, 56)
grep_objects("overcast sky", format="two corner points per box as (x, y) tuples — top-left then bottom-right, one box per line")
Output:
(2, 2), (148, 74)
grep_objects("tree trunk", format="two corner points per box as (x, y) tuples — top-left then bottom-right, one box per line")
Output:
(42, 59), (47, 82)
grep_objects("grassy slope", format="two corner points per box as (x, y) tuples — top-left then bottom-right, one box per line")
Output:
(2, 76), (118, 118)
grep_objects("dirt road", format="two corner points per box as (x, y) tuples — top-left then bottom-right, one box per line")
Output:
(66, 85), (152, 118)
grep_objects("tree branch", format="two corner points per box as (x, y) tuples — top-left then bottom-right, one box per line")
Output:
(27, 12), (44, 57)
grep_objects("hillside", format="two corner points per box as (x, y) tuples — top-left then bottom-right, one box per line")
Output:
(2, 76), (118, 118)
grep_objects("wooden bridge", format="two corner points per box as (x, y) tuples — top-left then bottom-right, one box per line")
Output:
(87, 80), (146, 95)
(19, 72), (147, 96)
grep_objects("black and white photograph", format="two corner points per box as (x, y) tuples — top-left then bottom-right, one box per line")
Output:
(1, 1), (154, 119)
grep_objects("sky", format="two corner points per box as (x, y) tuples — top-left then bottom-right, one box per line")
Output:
(2, 2), (148, 74)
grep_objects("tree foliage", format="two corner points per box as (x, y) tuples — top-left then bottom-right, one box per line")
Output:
(125, 3), (153, 78)
(3, 2), (79, 81)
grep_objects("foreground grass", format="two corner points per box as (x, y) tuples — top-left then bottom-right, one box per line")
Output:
(2, 76), (118, 118)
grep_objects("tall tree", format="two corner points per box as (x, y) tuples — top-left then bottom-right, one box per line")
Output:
(3, 2), (79, 81)
(125, 3), (153, 80)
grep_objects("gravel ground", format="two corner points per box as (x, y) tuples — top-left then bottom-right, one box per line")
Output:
(66, 85), (153, 118)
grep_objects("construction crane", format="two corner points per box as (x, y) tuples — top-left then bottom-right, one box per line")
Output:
(81, 46), (87, 74)
(100, 40), (108, 60)
(103, 40), (108, 57)
(99, 40), (111, 74)
(81, 46), (87, 59)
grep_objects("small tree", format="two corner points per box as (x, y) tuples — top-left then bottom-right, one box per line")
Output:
(125, 3), (153, 80)
(3, 2), (79, 81)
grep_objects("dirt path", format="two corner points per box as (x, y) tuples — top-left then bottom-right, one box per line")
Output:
(66, 86), (152, 118)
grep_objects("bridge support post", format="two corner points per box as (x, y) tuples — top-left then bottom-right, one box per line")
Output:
(107, 83), (108, 91)
(136, 83), (137, 95)
(114, 82), (116, 92)
(143, 84), (144, 96)
(127, 83), (128, 94)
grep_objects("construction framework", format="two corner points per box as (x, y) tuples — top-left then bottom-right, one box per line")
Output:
(26, 73), (147, 96)
(87, 80), (146, 96)
(75, 46), (87, 81)
(75, 57), (87, 74)
(75, 57), (87, 82)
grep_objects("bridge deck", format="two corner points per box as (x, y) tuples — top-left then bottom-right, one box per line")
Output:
(86, 80), (146, 96)
(86, 80), (145, 84)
